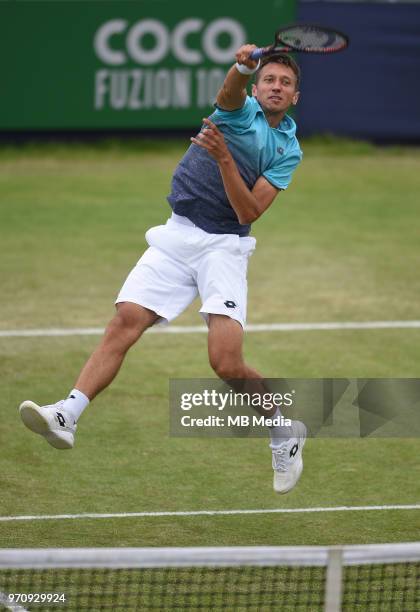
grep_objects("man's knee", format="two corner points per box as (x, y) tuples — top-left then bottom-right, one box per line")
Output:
(209, 352), (245, 380)
(104, 303), (157, 349)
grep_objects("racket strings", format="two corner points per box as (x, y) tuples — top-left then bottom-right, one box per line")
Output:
(277, 26), (347, 52)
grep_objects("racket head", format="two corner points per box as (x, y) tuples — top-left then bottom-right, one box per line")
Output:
(275, 23), (349, 54)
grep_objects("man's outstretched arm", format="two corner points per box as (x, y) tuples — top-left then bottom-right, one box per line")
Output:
(216, 44), (258, 111)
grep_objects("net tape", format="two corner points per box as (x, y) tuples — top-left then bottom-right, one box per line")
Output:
(1, 543), (420, 569)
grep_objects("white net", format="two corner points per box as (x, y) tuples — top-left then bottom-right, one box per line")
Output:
(0, 543), (419, 611)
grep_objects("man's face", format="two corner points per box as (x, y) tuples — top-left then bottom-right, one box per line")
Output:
(252, 62), (300, 115)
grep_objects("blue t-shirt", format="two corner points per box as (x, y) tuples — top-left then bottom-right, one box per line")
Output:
(167, 96), (302, 236)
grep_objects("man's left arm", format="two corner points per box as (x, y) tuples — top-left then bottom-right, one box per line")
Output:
(191, 118), (279, 224)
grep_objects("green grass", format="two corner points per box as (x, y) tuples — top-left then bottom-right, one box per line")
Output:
(0, 139), (419, 557)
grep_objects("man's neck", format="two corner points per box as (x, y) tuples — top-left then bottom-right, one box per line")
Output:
(264, 110), (286, 128)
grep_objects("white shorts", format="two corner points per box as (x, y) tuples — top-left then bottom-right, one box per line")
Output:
(116, 213), (256, 328)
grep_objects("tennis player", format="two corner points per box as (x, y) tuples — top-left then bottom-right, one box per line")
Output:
(19, 45), (306, 494)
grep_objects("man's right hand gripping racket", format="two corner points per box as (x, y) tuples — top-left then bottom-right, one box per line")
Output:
(250, 23), (349, 60)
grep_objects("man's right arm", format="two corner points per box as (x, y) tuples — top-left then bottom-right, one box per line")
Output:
(215, 44), (258, 111)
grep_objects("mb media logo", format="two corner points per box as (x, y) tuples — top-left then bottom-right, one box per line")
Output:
(224, 301), (236, 308)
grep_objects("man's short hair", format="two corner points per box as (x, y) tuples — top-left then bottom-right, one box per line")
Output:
(255, 53), (301, 89)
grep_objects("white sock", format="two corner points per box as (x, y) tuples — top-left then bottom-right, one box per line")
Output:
(62, 389), (90, 422)
(267, 408), (293, 447)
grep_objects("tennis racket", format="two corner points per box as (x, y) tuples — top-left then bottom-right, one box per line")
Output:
(250, 23), (349, 59)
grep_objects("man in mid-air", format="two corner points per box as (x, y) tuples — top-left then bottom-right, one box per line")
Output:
(19, 44), (306, 494)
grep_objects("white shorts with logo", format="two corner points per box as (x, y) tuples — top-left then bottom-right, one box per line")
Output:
(116, 213), (256, 328)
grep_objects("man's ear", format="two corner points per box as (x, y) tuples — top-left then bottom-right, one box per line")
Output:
(251, 84), (257, 97)
(292, 91), (300, 106)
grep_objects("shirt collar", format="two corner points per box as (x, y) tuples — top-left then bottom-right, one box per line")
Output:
(252, 96), (297, 138)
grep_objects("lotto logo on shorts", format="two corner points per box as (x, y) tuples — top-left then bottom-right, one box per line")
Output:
(224, 300), (236, 308)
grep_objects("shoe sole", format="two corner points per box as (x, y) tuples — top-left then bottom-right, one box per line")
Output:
(19, 401), (74, 449)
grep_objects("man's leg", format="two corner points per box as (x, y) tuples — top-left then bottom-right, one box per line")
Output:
(19, 302), (158, 448)
(207, 314), (275, 411)
(207, 313), (262, 381)
(208, 314), (280, 417)
(75, 302), (158, 400)
(207, 314), (306, 494)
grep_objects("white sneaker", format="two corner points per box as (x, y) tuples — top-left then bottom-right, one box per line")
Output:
(19, 400), (76, 449)
(271, 421), (307, 494)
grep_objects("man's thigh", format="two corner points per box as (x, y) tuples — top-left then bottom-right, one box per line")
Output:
(207, 313), (244, 362)
(196, 237), (255, 328)
(116, 246), (198, 324)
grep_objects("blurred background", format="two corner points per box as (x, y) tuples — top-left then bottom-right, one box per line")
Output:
(2, 0), (419, 142)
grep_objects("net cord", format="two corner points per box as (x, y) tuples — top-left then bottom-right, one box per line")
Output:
(0, 543), (419, 570)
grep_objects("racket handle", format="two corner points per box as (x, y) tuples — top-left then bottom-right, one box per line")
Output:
(250, 48), (265, 60)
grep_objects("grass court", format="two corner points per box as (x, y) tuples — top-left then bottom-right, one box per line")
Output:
(0, 138), (419, 551)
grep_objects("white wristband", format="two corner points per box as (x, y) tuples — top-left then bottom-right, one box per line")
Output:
(235, 59), (260, 76)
